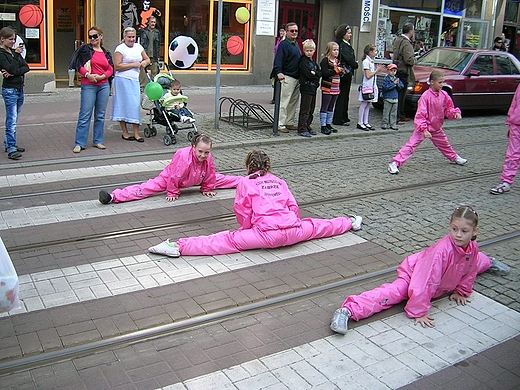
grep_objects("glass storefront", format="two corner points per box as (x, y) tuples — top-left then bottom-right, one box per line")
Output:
(377, 0), (489, 59)
(123, 0), (252, 71)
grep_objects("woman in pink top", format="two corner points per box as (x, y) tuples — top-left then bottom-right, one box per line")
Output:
(388, 70), (467, 174)
(148, 150), (363, 257)
(69, 26), (114, 153)
(330, 205), (510, 334)
(98, 134), (241, 204)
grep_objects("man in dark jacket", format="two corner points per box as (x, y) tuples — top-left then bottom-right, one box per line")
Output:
(333, 24), (358, 126)
(273, 22), (301, 132)
(393, 22), (416, 124)
(139, 15), (161, 87)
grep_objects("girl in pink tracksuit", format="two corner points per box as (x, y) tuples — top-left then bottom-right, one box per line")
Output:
(387, 70), (467, 174)
(149, 150), (362, 257)
(98, 134), (241, 204)
(330, 206), (510, 334)
(490, 83), (520, 194)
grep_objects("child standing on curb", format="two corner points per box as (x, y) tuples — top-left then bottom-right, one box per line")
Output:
(297, 39), (321, 138)
(388, 70), (467, 174)
(490, 83), (520, 195)
(357, 44), (385, 131)
(319, 41), (344, 135)
(330, 205), (510, 334)
(381, 63), (403, 130)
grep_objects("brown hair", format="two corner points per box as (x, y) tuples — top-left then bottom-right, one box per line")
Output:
(245, 150), (271, 178)
(429, 70), (444, 82)
(191, 133), (212, 148)
(171, 79), (181, 89)
(451, 205), (479, 241)
(88, 26), (104, 46)
(334, 24), (351, 42)
(0, 27), (15, 40)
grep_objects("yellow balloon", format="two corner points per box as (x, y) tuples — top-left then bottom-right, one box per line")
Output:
(235, 7), (250, 24)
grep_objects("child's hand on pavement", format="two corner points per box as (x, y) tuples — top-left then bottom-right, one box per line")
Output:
(454, 113), (462, 120)
(165, 195), (179, 202)
(414, 314), (435, 328)
(202, 191), (216, 197)
(449, 292), (470, 305)
(424, 130), (432, 139)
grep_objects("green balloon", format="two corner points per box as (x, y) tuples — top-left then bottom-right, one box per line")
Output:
(144, 82), (163, 101)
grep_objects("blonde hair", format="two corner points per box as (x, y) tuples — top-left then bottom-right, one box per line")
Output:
(302, 39), (316, 50)
(123, 27), (136, 36)
(323, 41), (339, 58)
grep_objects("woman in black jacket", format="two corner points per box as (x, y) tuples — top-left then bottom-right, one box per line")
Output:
(0, 27), (29, 160)
(332, 24), (358, 126)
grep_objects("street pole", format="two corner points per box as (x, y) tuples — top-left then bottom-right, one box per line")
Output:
(214, 0), (223, 129)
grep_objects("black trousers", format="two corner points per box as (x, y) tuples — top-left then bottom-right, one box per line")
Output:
(298, 93), (316, 133)
(332, 73), (353, 125)
(397, 79), (409, 121)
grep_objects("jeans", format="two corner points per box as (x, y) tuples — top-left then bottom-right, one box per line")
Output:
(2, 87), (24, 153)
(75, 83), (110, 147)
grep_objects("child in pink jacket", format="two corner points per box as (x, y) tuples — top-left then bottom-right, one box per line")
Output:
(148, 150), (363, 257)
(490, 83), (520, 194)
(98, 134), (241, 204)
(388, 70), (467, 174)
(330, 205), (510, 334)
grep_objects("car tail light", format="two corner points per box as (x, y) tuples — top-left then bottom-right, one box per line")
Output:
(413, 82), (427, 94)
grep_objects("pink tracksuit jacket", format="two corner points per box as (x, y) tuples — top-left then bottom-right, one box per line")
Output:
(177, 172), (354, 255)
(501, 83), (520, 185)
(392, 88), (462, 166)
(111, 146), (241, 203)
(342, 234), (492, 321)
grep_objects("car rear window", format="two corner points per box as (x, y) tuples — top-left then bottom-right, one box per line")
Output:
(496, 55), (520, 75)
(417, 49), (472, 72)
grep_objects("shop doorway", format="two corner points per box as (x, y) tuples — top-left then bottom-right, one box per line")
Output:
(278, 1), (320, 54)
(53, 0), (86, 86)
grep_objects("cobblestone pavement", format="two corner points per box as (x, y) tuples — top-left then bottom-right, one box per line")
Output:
(0, 85), (518, 389)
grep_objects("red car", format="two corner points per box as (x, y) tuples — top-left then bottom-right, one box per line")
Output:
(405, 47), (520, 111)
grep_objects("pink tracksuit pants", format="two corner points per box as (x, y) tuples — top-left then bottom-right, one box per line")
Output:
(392, 128), (458, 167)
(500, 124), (520, 185)
(111, 173), (241, 203)
(178, 216), (353, 256)
(341, 252), (491, 321)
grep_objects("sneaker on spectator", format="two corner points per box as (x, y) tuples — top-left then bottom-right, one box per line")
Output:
(299, 131), (312, 137)
(490, 182), (510, 195)
(454, 155), (467, 165)
(488, 257), (510, 276)
(348, 215), (363, 231)
(148, 239), (180, 257)
(98, 190), (113, 204)
(388, 161), (399, 174)
(330, 308), (350, 334)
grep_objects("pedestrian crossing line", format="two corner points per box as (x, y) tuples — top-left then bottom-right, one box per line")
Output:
(0, 189), (237, 230)
(0, 160), (170, 188)
(159, 292), (520, 390)
(1, 233), (366, 317)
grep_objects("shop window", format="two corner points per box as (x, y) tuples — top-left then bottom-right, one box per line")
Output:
(380, 0), (442, 13)
(504, 2), (518, 24)
(465, 0), (482, 19)
(0, 0), (46, 68)
(470, 55), (493, 75)
(496, 55), (520, 75)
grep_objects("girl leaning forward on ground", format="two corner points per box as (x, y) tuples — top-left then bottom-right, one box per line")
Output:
(69, 26), (114, 153)
(110, 26), (150, 142)
(148, 150), (363, 257)
(330, 205), (510, 335)
(99, 134), (241, 204)
(0, 27), (29, 160)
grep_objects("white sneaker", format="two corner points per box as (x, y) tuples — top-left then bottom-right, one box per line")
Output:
(148, 239), (180, 257)
(330, 308), (350, 334)
(388, 161), (399, 174)
(490, 182), (510, 195)
(349, 215), (363, 231)
(454, 155), (467, 165)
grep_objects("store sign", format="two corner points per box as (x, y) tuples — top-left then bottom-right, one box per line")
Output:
(257, 0), (276, 36)
(360, 0), (373, 32)
(444, 0), (464, 16)
(0, 13), (16, 21)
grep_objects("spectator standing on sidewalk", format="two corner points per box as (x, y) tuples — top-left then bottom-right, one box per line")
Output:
(138, 15), (161, 89)
(0, 27), (29, 160)
(333, 24), (358, 126)
(273, 22), (301, 133)
(270, 25), (285, 104)
(393, 22), (416, 125)
(380, 63), (403, 130)
(490, 83), (520, 195)
(320, 41), (344, 135)
(297, 39), (321, 137)
(69, 26), (114, 154)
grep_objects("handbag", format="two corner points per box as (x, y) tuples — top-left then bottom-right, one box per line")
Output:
(0, 237), (19, 313)
(362, 87), (375, 100)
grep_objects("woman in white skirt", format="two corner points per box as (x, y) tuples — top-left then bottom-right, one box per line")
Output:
(111, 27), (150, 142)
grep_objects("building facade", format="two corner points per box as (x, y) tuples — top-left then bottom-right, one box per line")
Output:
(1, 0), (519, 92)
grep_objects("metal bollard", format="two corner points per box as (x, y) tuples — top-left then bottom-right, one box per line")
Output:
(272, 78), (281, 136)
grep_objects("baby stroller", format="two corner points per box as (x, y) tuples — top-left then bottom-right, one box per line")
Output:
(141, 69), (198, 146)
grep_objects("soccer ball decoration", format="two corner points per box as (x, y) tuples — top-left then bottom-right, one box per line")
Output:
(169, 36), (199, 69)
